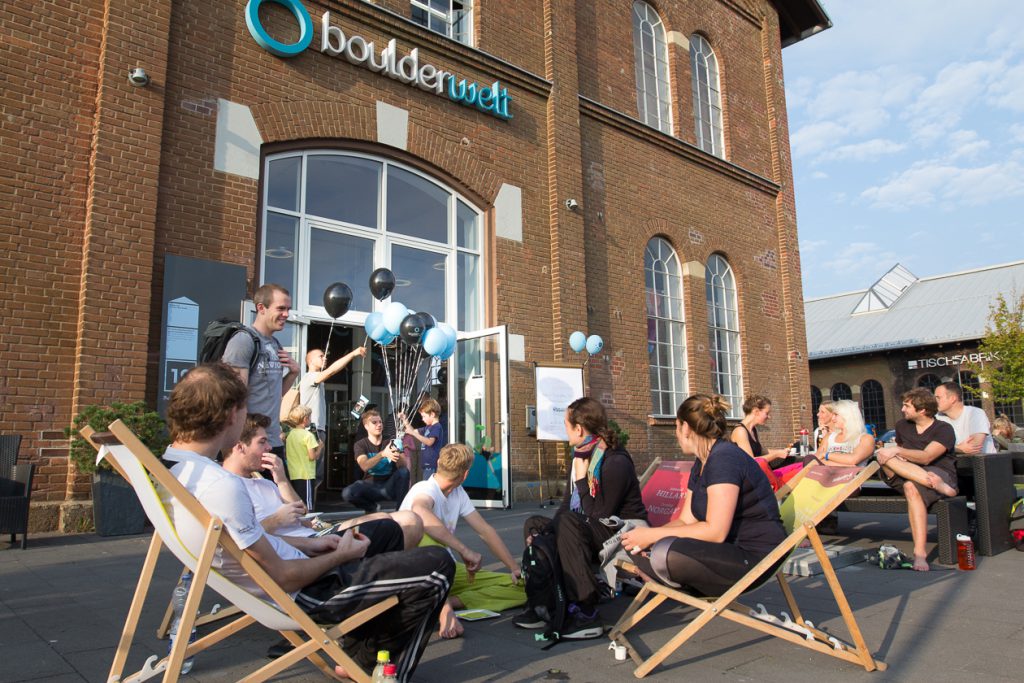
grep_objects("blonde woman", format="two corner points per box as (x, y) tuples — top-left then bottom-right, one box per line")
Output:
(283, 404), (322, 510)
(813, 401), (837, 458)
(819, 400), (875, 466)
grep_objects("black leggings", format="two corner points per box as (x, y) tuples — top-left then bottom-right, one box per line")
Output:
(632, 537), (780, 597)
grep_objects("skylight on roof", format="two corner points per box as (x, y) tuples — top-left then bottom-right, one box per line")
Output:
(853, 263), (918, 314)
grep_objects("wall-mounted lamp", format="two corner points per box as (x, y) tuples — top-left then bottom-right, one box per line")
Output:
(564, 198), (579, 211)
(128, 67), (150, 87)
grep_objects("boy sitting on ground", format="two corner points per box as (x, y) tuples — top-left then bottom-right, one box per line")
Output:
(399, 443), (526, 638)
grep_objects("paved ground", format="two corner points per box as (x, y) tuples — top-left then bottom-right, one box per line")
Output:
(2, 507), (1022, 682)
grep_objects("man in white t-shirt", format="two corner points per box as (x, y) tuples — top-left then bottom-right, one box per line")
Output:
(399, 443), (525, 639)
(162, 363), (453, 682)
(935, 382), (996, 454)
(223, 412), (424, 548)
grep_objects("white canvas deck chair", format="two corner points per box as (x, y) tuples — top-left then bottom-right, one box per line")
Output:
(82, 421), (397, 683)
(610, 463), (887, 678)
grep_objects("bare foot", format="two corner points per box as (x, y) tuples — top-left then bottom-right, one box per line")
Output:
(925, 471), (957, 498)
(438, 602), (464, 639)
(912, 556), (930, 572)
(333, 665), (351, 680)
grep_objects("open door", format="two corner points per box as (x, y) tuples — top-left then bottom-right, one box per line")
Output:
(453, 325), (510, 508)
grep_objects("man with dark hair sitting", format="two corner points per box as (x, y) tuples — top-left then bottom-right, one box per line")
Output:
(874, 387), (959, 572)
(162, 362), (453, 682)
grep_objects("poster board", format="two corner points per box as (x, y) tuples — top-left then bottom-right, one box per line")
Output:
(534, 365), (585, 441)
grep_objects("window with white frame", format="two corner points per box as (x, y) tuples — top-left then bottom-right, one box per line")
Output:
(260, 151), (483, 332)
(705, 254), (742, 417)
(689, 34), (724, 157)
(646, 237), (687, 416)
(411, 0), (473, 45)
(632, 1), (673, 135)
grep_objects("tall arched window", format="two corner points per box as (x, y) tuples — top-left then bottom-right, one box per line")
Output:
(632, 2), (672, 135)
(861, 379), (886, 434)
(917, 374), (942, 392)
(831, 383), (852, 401)
(706, 254), (742, 417)
(810, 386), (822, 418)
(689, 34), (724, 157)
(646, 237), (687, 415)
(260, 151), (483, 331)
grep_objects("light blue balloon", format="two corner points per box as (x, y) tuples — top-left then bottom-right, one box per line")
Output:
(569, 330), (586, 353)
(364, 312), (383, 340)
(434, 322), (457, 350)
(382, 301), (408, 335)
(377, 330), (397, 345)
(438, 335), (457, 360)
(422, 327), (447, 356)
(586, 334), (604, 354)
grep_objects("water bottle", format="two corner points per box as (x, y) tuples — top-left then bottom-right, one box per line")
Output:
(371, 650), (391, 682)
(799, 429), (809, 457)
(956, 534), (976, 570)
(169, 584), (196, 674)
(381, 663), (398, 682)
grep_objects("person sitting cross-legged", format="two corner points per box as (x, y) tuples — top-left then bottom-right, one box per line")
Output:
(162, 362), (453, 682)
(399, 443), (526, 639)
(874, 388), (959, 572)
(343, 409), (411, 513)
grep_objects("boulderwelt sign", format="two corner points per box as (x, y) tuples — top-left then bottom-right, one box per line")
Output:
(245, 0), (512, 120)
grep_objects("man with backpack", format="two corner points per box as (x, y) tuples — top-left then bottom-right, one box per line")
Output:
(221, 283), (299, 458)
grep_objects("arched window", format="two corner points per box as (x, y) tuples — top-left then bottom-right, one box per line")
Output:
(260, 151), (483, 331)
(689, 34), (724, 157)
(810, 385), (822, 418)
(861, 379), (886, 434)
(917, 374), (942, 393)
(831, 383), (852, 401)
(646, 237), (687, 415)
(957, 370), (982, 408)
(706, 254), (742, 417)
(632, 2), (672, 134)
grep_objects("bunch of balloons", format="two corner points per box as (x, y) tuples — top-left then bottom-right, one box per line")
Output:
(568, 330), (604, 355)
(360, 268), (457, 437)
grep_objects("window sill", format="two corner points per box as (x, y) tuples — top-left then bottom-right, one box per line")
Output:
(647, 415), (676, 426)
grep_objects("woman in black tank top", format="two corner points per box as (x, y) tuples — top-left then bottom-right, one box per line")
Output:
(731, 395), (787, 463)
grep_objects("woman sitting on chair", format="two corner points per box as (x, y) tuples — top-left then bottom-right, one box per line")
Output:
(731, 394), (789, 462)
(620, 394), (785, 596)
(817, 400), (875, 466)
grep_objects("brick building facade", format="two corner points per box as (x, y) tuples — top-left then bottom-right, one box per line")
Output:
(1, 0), (823, 531)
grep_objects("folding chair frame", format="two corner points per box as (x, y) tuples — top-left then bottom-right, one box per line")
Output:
(610, 463), (887, 678)
(83, 422), (397, 683)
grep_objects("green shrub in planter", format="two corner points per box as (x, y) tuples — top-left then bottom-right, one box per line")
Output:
(65, 401), (169, 536)
(66, 401), (169, 475)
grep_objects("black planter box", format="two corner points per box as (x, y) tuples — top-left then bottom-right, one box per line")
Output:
(92, 470), (146, 536)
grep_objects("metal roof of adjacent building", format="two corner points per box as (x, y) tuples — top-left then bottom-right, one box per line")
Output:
(805, 260), (1024, 360)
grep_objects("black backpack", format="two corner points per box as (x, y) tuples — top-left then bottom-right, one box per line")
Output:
(199, 319), (260, 372)
(521, 531), (568, 649)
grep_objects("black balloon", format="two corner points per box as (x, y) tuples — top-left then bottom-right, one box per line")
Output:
(399, 312), (425, 345)
(416, 312), (436, 332)
(323, 282), (353, 319)
(368, 268), (397, 301)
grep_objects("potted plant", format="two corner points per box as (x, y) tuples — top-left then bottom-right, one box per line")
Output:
(66, 401), (169, 536)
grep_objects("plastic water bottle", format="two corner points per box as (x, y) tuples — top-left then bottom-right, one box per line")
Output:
(956, 534), (976, 570)
(169, 584), (196, 674)
(799, 429), (809, 457)
(371, 650), (391, 682)
(381, 663), (398, 682)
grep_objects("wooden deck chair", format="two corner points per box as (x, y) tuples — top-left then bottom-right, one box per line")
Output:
(81, 421), (398, 683)
(610, 463), (886, 678)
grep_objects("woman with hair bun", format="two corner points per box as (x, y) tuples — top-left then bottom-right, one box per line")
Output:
(731, 394), (790, 461)
(620, 394), (785, 596)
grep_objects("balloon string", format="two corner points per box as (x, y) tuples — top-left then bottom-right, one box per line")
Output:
(379, 340), (400, 437)
(324, 320), (335, 359)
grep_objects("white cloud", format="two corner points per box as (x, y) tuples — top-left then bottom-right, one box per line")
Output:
(945, 130), (990, 160)
(790, 121), (847, 159)
(822, 242), (898, 278)
(903, 59), (1005, 140)
(987, 63), (1024, 112)
(811, 171), (829, 180)
(819, 138), (907, 163)
(861, 159), (1024, 209)
(799, 238), (827, 254)
(1009, 123), (1024, 144)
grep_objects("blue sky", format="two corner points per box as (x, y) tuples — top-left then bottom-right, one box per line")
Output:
(782, 0), (1024, 299)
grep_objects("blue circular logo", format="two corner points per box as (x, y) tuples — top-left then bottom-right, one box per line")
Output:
(245, 0), (313, 58)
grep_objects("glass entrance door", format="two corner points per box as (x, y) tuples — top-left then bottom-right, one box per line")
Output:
(453, 325), (510, 508)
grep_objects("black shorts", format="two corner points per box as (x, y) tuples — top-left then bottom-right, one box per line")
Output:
(882, 466), (957, 508)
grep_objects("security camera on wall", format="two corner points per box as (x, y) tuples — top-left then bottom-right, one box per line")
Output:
(128, 67), (150, 87)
